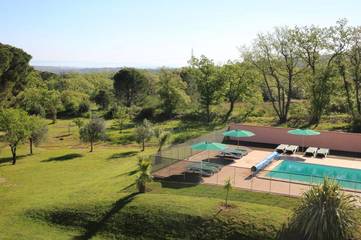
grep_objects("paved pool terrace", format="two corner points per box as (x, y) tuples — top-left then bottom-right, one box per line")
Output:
(153, 147), (361, 198)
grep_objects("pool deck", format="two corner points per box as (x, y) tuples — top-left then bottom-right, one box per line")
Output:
(155, 146), (361, 198)
(226, 148), (361, 171)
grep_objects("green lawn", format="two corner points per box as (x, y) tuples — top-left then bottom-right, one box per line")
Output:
(0, 119), (344, 239)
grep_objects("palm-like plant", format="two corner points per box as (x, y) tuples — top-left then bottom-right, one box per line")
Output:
(279, 178), (359, 240)
(154, 127), (170, 153)
(135, 156), (153, 193)
(224, 178), (232, 207)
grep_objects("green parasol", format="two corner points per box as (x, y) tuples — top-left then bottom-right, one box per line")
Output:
(223, 129), (255, 146)
(191, 142), (228, 174)
(288, 129), (320, 151)
(191, 141), (228, 151)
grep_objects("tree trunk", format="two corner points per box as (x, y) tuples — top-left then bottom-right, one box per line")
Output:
(278, 115), (287, 124)
(29, 138), (33, 155)
(223, 101), (235, 123)
(138, 183), (145, 193)
(90, 140), (93, 152)
(52, 110), (57, 124)
(142, 140), (145, 152)
(206, 104), (211, 123)
(309, 113), (321, 125)
(10, 145), (17, 165)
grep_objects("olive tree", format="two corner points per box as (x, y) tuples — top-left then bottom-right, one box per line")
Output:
(28, 116), (48, 155)
(0, 109), (31, 165)
(114, 106), (130, 133)
(135, 119), (153, 151)
(43, 90), (62, 123)
(79, 117), (106, 152)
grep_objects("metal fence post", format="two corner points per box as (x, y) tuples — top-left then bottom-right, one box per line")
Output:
(251, 174), (253, 192)
(288, 173), (291, 197)
(269, 172), (272, 193)
(233, 167), (236, 185)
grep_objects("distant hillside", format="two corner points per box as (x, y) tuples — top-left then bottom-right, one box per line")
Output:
(33, 66), (121, 74)
(33, 66), (165, 74)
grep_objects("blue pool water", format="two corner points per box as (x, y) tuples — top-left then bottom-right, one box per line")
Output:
(267, 160), (361, 190)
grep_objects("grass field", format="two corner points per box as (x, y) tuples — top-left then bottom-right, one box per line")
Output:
(0, 118), (355, 239)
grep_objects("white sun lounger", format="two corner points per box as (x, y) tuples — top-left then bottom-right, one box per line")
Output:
(304, 147), (318, 157)
(316, 148), (329, 158)
(276, 144), (288, 153)
(285, 145), (299, 154)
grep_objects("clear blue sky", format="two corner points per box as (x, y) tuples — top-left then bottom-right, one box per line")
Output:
(1, 0), (361, 68)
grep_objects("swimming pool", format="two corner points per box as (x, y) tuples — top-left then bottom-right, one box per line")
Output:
(267, 160), (361, 190)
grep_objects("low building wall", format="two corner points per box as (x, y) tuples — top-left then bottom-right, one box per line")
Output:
(228, 124), (361, 155)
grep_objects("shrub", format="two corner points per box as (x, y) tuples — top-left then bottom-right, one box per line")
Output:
(78, 101), (90, 115)
(135, 107), (155, 122)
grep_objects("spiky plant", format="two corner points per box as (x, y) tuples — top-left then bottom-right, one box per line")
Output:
(279, 178), (359, 240)
(154, 127), (170, 153)
(135, 156), (153, 193)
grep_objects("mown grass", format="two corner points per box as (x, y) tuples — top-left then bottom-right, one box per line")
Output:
(0, 119), (297, 239)
(0, 117), (358, 239)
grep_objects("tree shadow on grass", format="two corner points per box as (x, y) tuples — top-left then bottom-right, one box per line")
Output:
(26, 193), (139, 240)
(154, 173), (203, 189)
(73, 192), (139, 240)
(55, 134), (73, 139)
(116, 170), (138, 177)
(42, 153), (83, 162)
(0, 155), (27, 166)
(108, 151), (138, 160)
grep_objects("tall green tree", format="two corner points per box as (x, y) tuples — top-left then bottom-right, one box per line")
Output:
(220, 62), (256, 122)
(94, 89), (111, 110)
(135, 119), (154, 151)
(72, 118), (85, 129)
(188, 56), (222, 123)
(0, 43), (32, 105)
(294, 20), (348, 124)
(113, 106), (130, 133)
(113, 68), (148, 107)
(43, 90), (62, 123)
(335, 24), (361, 130)
(0, 109), (31, 165)
(28, 116), (48, 155)
(79, 117), (106, 152)
(157, 69), (190, 117)
(17, 88), (47, 116)
(279, 178), (358, 240)
(246, 27), (302, 124)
